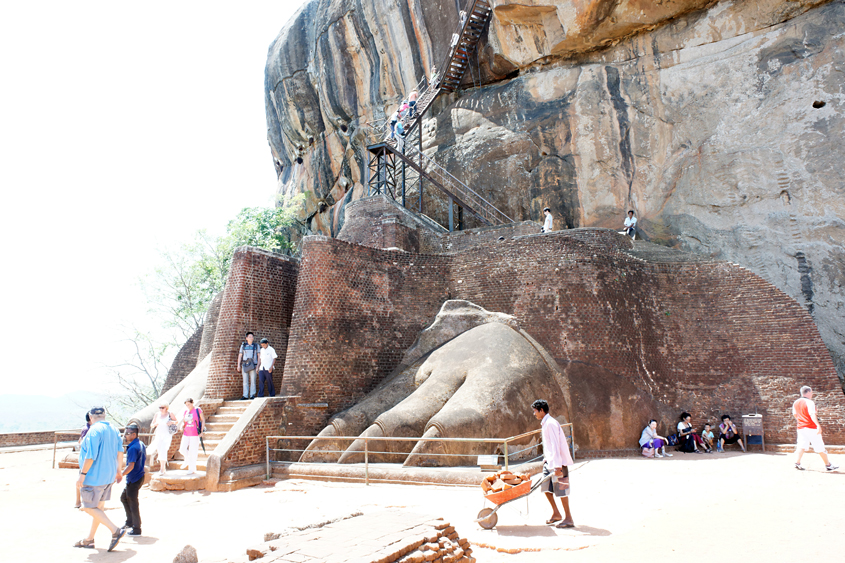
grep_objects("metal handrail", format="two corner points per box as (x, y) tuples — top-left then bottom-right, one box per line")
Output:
(264, 423), (575, 484)
(403, 143), (513, 224)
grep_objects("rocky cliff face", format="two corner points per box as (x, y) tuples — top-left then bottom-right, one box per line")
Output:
(265, 0), (845, 387)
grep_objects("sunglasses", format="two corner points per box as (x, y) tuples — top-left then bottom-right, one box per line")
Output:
(159, 407), (167, 410)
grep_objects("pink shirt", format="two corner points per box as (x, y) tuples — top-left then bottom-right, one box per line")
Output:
(182, 408), (202, 437)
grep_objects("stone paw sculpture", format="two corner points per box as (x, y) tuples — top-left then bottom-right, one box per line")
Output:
(301, 301), (569, 466)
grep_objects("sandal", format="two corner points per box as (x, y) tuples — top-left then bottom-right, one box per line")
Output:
(73, 538), (95, 549)
(108, 527), (126, 552)
(545, 518), (562, 524)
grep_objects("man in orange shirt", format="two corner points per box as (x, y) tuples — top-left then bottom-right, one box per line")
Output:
(793, 386), (838, 471)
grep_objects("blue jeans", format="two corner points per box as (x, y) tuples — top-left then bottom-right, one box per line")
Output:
(258, 369), (275, 397)
(242, 369), (256, 398)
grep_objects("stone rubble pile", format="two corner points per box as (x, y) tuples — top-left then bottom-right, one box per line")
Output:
(204, 511), (474, 563)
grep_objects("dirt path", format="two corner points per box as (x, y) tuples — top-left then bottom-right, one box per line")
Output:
(0, 448), (841, 562)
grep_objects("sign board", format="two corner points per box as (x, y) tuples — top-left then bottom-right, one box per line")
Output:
(477, 455), (498, 466)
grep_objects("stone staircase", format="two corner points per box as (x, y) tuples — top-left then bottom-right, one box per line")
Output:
(174, 400), (250, 472)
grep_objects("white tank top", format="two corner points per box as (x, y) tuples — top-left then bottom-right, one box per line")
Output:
(154, 411), (173, 437)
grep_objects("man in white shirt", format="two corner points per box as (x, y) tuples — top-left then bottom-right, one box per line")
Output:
(532, 399), (575, 528)
(542, 207), (553, 233)
(257, 338), (279, 398)
(623, 210), (637, 239)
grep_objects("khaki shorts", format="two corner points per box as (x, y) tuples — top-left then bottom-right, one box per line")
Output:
(80, 483), (113, 509)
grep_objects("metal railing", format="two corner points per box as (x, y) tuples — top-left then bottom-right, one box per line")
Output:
(402, 142), (513, 225)
(53, 430), (156, 469)
(264, 423), (574, 485)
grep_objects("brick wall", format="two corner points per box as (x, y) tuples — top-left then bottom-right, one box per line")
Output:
(219, 399), (291, 470)
(0, 430), (66, 447)
(198, 290), (225, 360)
(206, 247), (299, 399)
(162, 325), (203, 393)
(278, 227), (844, 444)
(447, 232), (844, 444)
(280, 236), (451, 434)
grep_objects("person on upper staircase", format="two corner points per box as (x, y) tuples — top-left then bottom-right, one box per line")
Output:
(399, 100), (410, 120)
(388, 110), (399, 140)
(395, 121), (406, 151)
(542, 207), (553, 233)
(430, 65), (439, 89)
(408, 90), (418, 118)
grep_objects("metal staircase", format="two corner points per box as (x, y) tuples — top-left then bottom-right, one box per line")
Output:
(368, 140), (512, 227)
(368, 0), (510, 231)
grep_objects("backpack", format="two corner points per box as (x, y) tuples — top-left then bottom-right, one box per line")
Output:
(241, 341), (257, 370)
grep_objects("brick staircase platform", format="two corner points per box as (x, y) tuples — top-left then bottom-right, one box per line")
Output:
(171, 399), (251, 473)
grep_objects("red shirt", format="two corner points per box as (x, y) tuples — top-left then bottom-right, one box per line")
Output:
(792, 397), (817, 430)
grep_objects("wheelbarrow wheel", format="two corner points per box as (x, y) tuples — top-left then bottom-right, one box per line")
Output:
(477, 508), (498, 529)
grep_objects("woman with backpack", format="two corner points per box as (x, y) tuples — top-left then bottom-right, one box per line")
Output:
(178, 398), (205, 475)
(150, 402), (177, 474)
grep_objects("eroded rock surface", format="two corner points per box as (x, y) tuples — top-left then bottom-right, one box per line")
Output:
(266, 0), (845, 387)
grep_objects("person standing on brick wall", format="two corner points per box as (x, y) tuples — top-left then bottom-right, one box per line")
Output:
(541, 207), (553, 233)
(257, 337), (278, 398)
(237, 331), (259, 400)
(74, 406), (126, 551)
(793, 386), (839, 471)
(119, 424), (146, 536)
(532, 399), (575, 528)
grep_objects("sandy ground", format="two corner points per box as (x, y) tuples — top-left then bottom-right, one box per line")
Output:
(0, 448), (842, 563)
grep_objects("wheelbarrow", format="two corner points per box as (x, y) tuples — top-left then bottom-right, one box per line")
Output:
(475, 473), (553, 529)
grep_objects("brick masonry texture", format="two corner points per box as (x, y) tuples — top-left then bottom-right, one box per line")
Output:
(162, 324), (203, 393)
(0, 431), (63, 447)
(207, 247), (300, 400)
(220, 399), (291, 471)
(280, 236), (452, 433)
(281, 225), (845, 445)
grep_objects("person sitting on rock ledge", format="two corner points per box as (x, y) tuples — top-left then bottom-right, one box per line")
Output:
(532, 399), (575, 528)
(677, 412), (709, 453)
(623, 210), (637, 239)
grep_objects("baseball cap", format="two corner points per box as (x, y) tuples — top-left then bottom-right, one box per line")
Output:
(89, 406), (105, 415)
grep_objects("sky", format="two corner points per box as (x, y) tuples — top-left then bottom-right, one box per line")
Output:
(0, 1), (307, 398)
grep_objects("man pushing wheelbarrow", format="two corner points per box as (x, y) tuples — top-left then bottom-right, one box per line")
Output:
(477, 399), (575, 530)
(532, 399), (575, 528)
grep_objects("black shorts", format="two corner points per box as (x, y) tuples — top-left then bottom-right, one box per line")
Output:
(721, 434), (740, 445)
(542, 461), (569, 494)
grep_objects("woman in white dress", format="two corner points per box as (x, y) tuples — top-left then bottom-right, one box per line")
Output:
(149, 403), (177, 474)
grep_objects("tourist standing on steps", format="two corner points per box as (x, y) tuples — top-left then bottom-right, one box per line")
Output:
(178, 398), (205, 475)
(150, 402), (177, 474)
(237, 331), (259, 400)
(120, 424), (146, 537)
(257, 337), (279, 398)
(718, 415), (746, 452)
(387, 110), (399, 140)
(623, 210), (637, 239)
(542, 207), (553, 233)
(793, 386), (839, 471)
(531, 399), (575, 529)
(74, 406), (126, 552)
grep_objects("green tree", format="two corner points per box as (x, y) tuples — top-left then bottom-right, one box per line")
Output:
(143, 195), (304, 340)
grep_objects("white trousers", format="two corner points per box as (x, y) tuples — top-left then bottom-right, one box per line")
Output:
(179, 435), (200, 473)
(153, 434), (172, 468)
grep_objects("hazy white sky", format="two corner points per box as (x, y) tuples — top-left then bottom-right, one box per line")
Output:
(0, 1), (307, 397)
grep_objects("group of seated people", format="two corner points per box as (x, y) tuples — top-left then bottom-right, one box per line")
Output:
(639, 413), (747, 457)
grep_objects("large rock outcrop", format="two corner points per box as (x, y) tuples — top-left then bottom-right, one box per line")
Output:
(265, 0), (845, 388)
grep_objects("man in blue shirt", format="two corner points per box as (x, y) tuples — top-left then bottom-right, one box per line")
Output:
(120, 424), (146, 536)
(75, 407), (126, 551)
